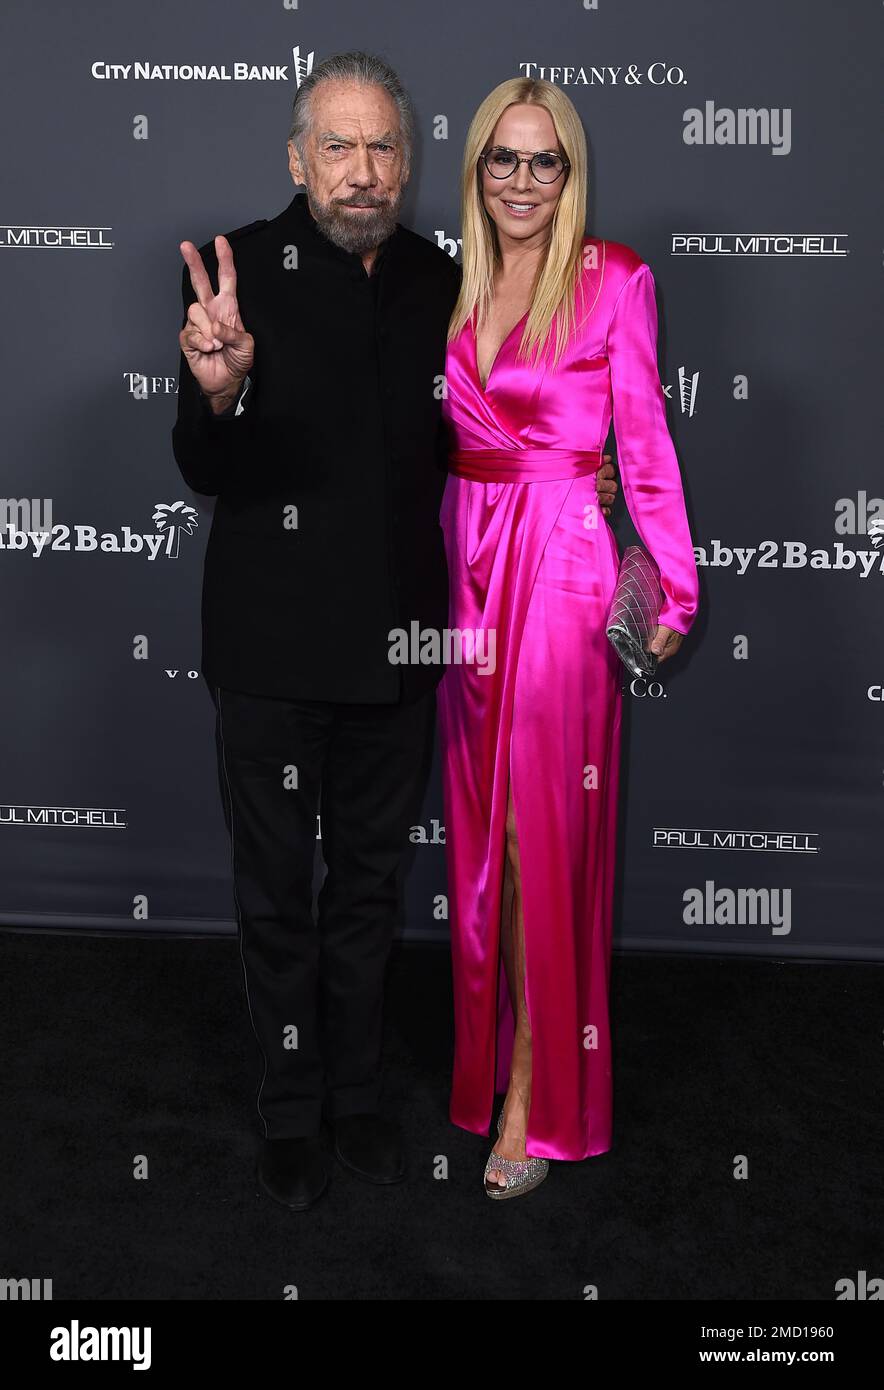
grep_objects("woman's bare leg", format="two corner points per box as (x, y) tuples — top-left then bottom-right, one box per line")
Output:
(487, 776), (532, 1187)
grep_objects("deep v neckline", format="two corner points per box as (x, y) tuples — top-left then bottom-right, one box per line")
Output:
(472, 307), (530, 393)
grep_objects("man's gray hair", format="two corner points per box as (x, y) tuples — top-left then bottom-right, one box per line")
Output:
(288, 51), (415, 170)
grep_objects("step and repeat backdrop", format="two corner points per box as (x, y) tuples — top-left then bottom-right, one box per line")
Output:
(1, 0), (881, 957)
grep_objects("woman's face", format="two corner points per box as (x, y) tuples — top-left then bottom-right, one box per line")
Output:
(479, 103), (568, 250)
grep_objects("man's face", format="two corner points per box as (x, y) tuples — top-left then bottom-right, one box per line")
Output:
(288, 80), (408, 254)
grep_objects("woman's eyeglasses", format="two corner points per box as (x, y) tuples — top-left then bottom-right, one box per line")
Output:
(480, 146), (570, 184)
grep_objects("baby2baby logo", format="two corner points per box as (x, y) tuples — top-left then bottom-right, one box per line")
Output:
(0, 501), (199, 559)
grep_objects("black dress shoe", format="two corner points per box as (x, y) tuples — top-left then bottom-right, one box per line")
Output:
(256, 1136), (328, 1210)
(332, 1113), (405, 1184)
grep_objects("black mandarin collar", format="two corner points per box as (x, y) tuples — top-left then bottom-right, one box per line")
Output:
(279, 189), (398, 281)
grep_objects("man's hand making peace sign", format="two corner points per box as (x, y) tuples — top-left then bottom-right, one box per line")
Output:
(179, 235), (255, 416)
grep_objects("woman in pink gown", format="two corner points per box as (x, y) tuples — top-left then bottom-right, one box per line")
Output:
(437, 78), (700, 1197)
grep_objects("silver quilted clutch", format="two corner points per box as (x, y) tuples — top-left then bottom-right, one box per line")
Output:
(606, 544), (663, 677)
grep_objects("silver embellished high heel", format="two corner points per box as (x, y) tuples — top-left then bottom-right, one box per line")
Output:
(484, 1108), (549, 1200)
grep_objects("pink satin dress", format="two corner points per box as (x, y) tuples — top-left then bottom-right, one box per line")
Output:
(437, 238), (700, 1161)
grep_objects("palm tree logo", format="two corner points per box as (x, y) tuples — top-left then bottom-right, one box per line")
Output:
(152, 501), (199, 558)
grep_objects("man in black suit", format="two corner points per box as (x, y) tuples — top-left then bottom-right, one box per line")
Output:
(172, 50), (617, 1211)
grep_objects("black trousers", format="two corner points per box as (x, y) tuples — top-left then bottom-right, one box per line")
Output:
(210, 682), (436, 1139)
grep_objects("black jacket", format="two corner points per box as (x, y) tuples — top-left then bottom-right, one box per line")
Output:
(172, 190), (462, 703)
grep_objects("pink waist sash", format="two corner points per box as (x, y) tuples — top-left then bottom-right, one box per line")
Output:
(448, 446), (604, 483)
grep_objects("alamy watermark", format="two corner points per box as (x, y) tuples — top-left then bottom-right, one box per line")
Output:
(388, 622), (496, 675)
(0, 497), (53, 537)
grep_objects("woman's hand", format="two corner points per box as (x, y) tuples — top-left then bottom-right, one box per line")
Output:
(648, 625), (684, 662)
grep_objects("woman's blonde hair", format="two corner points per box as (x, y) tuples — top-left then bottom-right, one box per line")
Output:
(448, 77), (590, 370)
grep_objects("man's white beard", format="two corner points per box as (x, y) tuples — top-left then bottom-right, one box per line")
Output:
(307, 184), (404, 255)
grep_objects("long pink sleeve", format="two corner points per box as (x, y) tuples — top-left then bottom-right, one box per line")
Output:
(606, 261), (700, 636)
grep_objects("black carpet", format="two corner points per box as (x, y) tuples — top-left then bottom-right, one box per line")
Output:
(0, 930), (880, 1301)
